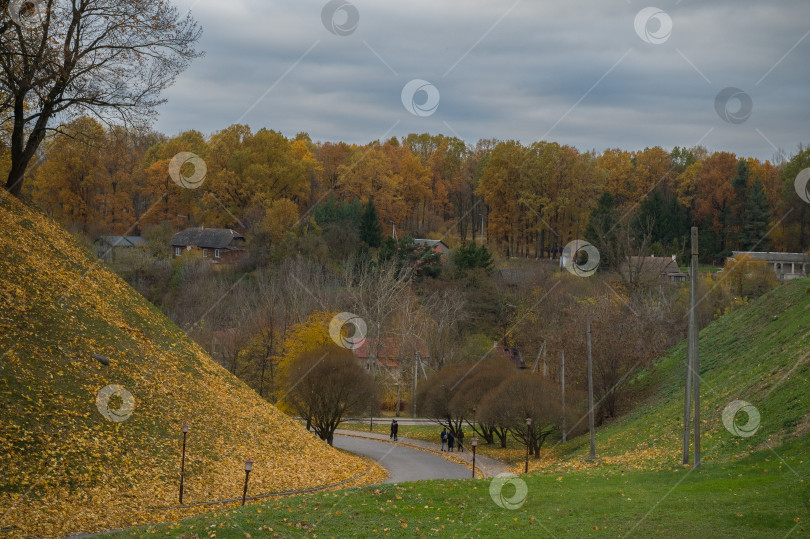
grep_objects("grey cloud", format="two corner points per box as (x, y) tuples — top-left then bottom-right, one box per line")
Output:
(156, 0), (810, 159)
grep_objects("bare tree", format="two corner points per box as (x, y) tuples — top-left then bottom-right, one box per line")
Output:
(235, 321), (280, 401)
(553, 294), (673, 421)
(415, 364), (469, 433)
(342, 256), (411, 373)
(616, 219), (657, 295)
(1, 0), (202, 196)
(448, 358), (515, 446)
(419, 289), (466, 369)
(275, 256), (339, 327)
(283, 344), (379, 445)
(478, 374), (563, 457)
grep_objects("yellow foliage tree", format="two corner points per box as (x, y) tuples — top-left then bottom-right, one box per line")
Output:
(262, 198), (300, 243)
(274, 310), (339, 411)
(704, 254), (778, 318)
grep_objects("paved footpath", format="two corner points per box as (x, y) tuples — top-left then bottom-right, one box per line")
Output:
(333, 435), (470, 483)
(333, 429), (510, 479)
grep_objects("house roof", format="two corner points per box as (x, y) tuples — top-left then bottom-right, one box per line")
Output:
(170, 228), (245, 250)
(413, 239), (449, 251)
(96, 236), (148, 247)
(732, 251), (810, 264)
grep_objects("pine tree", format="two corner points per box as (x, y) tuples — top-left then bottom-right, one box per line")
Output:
(359, 197), (383, 248)
(635, 188), (666, 245)
(585, 192), (621, 269)
(740, 178), (771, 251)
(452, 242), (494, 274)
(727, 159), (751, 250)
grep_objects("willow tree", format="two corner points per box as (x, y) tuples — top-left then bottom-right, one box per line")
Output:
(1, 0), (202, 197)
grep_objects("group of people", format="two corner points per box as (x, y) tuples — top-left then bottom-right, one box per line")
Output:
(440, 427), (465, 452)
(389, 421), (467, 452)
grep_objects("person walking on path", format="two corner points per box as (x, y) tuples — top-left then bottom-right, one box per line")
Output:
(390, 420), (396, 440)
(440, 428), (448, 451)
(392, 420), (399, 441)
(448, 430), (455, 452)
(456, 428), (464, 452)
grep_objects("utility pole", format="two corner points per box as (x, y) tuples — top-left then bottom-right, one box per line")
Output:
(531, 342), (545, 374)
(682, 317), (692, 465)
(683, 227), (702, 466)
(690, 227), (701, 467)
(586, 315), (596, 460)
(561, 350), (566, 443)
(413, 351), (418, 418)
(542, 344), (547, 377)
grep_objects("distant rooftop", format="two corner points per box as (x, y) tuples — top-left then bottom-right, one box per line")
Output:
(96, 236), (147, 247)
(732, 251), (810, 263)
(413, 239), (447, 246)
(170, 228), (245, 250)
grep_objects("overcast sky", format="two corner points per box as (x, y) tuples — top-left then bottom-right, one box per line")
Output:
(156, 0), (810, 161)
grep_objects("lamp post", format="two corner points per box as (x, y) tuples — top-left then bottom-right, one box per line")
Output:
(471, 437), (478, 478)
(525, 417), (532, 474)
(179, 422), (189, 504)
(242, 459), (253, 506)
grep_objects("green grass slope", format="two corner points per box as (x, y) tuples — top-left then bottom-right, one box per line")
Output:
(551, 277), (810, 470)
(0, 191), (378, 538)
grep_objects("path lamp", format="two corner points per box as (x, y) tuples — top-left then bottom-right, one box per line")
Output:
(179, 422), (189, 504)
(242, 459), (253, 506)
(471, 437), (478, 478)
(525, 417), (532, 474)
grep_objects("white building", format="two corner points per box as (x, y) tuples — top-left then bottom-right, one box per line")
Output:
(731, 251), (810, 280)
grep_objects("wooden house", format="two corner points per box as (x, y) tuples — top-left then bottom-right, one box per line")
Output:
(170, 227), (246, 264)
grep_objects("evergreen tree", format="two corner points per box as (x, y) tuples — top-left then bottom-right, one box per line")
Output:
(779, 147), (810, 251)
(359, 197), (383, 248)
(726, 159), (751, 250)
(732, 159), (750, 198)
(378, 236), (398, 262)
(635, 188), (666, 245)
(585, 192), (621, 270)
(397, 237), (441, 280)
(313, 193), (362, 228)
(452, 242), (494, 274)
(740, 178), (772, 251)
(635, 188), (689, 254)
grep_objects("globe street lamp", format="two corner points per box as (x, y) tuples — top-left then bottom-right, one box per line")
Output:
(179, 422), (189, 504)
(242, 459), (253, 506)
(471, 437), (479, 478)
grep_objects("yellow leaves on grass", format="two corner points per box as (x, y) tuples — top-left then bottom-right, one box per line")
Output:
(0, 192), (376, 538)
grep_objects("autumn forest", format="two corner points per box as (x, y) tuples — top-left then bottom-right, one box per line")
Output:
(14, 117), (810, 264)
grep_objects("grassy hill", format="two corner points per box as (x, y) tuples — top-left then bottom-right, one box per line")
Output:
(0, 191), (382, 538)
(545, 276), (810, 472)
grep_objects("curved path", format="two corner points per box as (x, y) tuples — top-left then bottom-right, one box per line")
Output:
(333, 435), (471, 483)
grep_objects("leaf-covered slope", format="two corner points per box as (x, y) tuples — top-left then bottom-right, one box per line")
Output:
(0, 191), (376, 538)
(548, 277), (810, 470)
